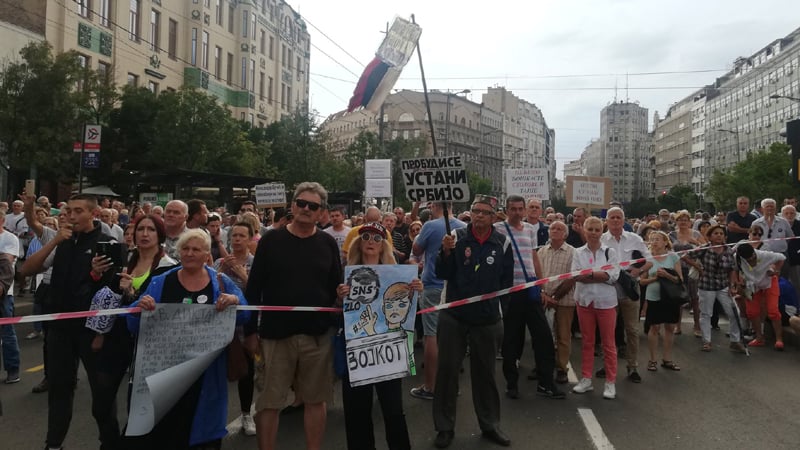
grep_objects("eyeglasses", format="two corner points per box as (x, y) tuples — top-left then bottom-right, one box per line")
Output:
(360, 233), (383, 243)
(239, 208), (253, 213)
(470, 208), (494, 216)
(750, 231), (763, 236)
(295, 199), (321, 211)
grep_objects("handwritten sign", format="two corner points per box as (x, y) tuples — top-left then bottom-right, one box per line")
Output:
(401, 157), (470, 202)
(343, 265), (418, 386)
(376, 18), (422, 68)
(126, 304), (236, 436)
(254, 183), (286, 208)
(505, 168), (550, 200)
(365, 159), (392, 179)
(565, 176), (611, 208)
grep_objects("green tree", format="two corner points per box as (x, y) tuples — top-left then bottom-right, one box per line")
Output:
(706, 143), (793, 210)
(264, 110), (333, 190)
(467, 171), (493, 205)
(0, 42), (87, 184)
(658, 184), (697, 212)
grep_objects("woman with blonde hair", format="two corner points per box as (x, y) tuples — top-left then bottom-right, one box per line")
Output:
(640, 231), (683, 372)
(346, 222), (398, 266)
(669, 209), (703, 336)
(240, 212), (262, 254)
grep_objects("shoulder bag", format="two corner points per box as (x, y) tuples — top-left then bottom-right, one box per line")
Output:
(660, 267), (689, 306)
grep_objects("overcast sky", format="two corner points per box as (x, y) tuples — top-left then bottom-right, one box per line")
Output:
(291, 0), (800, 177)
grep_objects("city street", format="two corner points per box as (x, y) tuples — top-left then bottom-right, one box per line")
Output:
(2, 296), (799, 449)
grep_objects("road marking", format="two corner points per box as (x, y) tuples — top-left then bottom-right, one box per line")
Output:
(25, 364), (44, 373)
(577, 407), (614, 450)
(225, 415), (243, 436)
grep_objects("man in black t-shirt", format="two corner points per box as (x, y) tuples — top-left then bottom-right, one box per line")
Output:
(244, 182), (342, 450)
(727, 196), (756, 244)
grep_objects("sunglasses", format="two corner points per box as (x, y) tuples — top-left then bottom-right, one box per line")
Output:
(750, 231), (763, 236)
(295, 199), (321, 211)
(360, 233), (384, 243)
(471, 208), (494, 216)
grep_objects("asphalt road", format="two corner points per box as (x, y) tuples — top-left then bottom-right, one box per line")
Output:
(2, 296), (800, 449)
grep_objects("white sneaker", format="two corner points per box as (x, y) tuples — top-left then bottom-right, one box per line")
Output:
(241, 413), (256, 436)
(572, 378), (593, 394)
(603, 382), (616, 399)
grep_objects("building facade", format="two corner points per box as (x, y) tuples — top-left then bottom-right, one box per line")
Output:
(2, 0), (309, 127)
(652, 96), (693, 193)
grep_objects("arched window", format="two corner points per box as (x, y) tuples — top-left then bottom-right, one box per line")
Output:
(398, 112), (415, 122)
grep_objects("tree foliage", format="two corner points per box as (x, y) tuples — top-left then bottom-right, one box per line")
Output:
(658, 184), (699, 212)
(706, 143), (793, 210)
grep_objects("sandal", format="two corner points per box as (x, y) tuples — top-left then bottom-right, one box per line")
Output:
(661, 360), (681, 371)
(647, 360), (658, 371)
(701, 342), (712, 352)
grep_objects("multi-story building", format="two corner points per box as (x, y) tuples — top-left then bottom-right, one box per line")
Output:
(653, 95), (693, 193)
(563, 159), (583, 178)
(1, 0), (310, 127)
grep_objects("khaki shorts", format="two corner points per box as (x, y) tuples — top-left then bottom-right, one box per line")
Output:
(254, 330), (334, 411)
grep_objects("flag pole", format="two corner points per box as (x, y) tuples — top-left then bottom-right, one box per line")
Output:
(411, 14), (451, 234)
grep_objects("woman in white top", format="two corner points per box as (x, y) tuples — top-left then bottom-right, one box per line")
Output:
(569, 217), (620, 400)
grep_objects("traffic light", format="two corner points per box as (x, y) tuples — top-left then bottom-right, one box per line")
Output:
(789, 119), (800, 187)
(661, 189), (667, 196)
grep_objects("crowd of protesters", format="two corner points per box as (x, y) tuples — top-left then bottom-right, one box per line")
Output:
(1, 185), (800, 450)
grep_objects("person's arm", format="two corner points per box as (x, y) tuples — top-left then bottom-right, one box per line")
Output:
(21, 193), (44, 238)
(409, 202), (421, 222)
(435, 232), (457, 281)
(19, 226), (71, 276)
(531, 245), (543, 280)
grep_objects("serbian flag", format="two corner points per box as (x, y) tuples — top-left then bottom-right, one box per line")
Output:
(347, 18), (421, 113)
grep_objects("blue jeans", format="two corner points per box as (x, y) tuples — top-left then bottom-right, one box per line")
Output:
(2, 294), (20, 372)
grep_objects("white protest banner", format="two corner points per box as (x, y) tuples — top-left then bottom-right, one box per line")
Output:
(505, 168), (550, 200)
(343, 265), (418, 386)
(401, 156), (470, 203)
(365, 159), (392, 179)
(366, 178), (392, 198)
(376, 18), (423, 68)
(254, 183), (286, 208)
(126, 304), (236, 436)
(565, 176), (612, 208)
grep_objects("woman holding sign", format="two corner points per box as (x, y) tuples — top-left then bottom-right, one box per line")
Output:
(126, 229), (249, 450)
(336, 222), (421, 450)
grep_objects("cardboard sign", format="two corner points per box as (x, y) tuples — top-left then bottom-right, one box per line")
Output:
(343, 265), (418, 386)
(565, 176), (612, 208)
(366, 178), (392, 198)
(365, 159), (392, 179)
(401, 157), (470, 202)
(505, 168), (550, 200)
(254, 183), (286, 208)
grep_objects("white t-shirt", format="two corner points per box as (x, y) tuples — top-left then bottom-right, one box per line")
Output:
(324, 226), (351, 257)
(0, 230), (20, 295)
(4, 212), (27, 235)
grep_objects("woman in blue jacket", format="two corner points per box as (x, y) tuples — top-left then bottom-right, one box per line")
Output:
(126, 229), (249, 449)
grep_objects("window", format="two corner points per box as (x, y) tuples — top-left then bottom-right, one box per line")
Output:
(98, 61), (111, 81)
(214, 46), (221, 79)
(228, 4), (234, 33)
(251, 12), (256, 39)
(296, 56), (301, 77)
(227, 53), (233, 85)
(99, 0), (111, 27)
(77, 54), (89, 68)
(281, 82), (285, 108)
(190, 28), (197, 65)
(215, 0), (223, 25)
(288, 49), (293, 69)
(127, 73), (139, 87)
(150, 10), (161, 52)
(259, 72), (265, 100)
(202, 31), (209, 69)
(249, 113), (255, 124)
(76, 0), (90, 18)
(147, 81), (159, 94)
(250, 59), (255, 91)
(260, 30), (266, 54)
(242, 10), (249, 38)
(269, 36), (274, 60)
(168, 19), (177, 58)
(268, 76), (273, 104)
(241, 57), (247, 87)
(287, 86), (291, 108)
(129, 1), (140, 41)
(281, 44), (286, 67)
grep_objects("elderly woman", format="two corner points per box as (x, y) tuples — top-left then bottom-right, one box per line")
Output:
(336, 222), (421, 450)
(127, 229), (249, 449)
(570, 216), (620, 400)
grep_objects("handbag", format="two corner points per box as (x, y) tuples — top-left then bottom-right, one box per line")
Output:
(332, 329), (348, 378)
(227, 328), (249, 382)
(660, 268), (690, 306)
(504, 222), (542, 302)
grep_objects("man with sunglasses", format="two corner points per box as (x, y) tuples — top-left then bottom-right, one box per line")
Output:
(752, 198), (794, 254)
(244, 182), (342, 450)
(432, 195), (514, 448)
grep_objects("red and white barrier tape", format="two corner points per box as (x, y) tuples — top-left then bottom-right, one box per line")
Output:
(0, 236), (792, 325)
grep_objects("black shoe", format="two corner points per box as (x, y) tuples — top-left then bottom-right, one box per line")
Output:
(32, 378), (48, 393)
(555, 369), (569, 384)
(537, 384), (566, 399)
(711, 324), (721, 330)
(434, 431), (455, 448)
(595, 367), (606, 378)
(627, 370), (642, 384)
(505, 387), (520, 399)
(526, 368), (538, 380)
(482, 429), (511, 447)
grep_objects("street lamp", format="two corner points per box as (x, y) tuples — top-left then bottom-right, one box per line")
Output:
(717, 128), (741, 164)
(444, 89), (471, 156)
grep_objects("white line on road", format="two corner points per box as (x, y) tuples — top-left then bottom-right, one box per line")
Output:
(577, 408), (615, 450)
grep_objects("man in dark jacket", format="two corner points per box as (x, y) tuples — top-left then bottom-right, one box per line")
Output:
(43, 194), (119, 450)
(432, 194), (514, 448)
